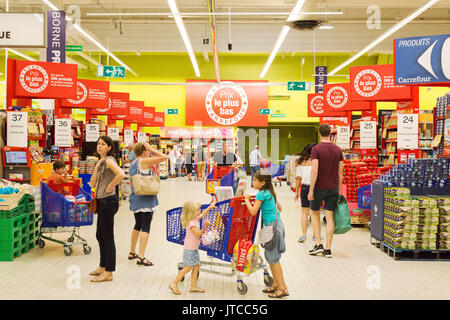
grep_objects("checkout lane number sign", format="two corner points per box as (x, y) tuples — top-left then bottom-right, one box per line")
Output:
(7, 112), (28, 148)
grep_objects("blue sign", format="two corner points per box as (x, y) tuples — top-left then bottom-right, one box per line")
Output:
(46, 11), (66, 63)
(395, 34), (450, 85)
(315, 66), (327, 93)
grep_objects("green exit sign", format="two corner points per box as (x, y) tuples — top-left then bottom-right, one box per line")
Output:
(66, 45), (83, 52)
(97, 65), (126, 78)
(166, 109), (178, 115)
(287, 81), (310, 91)
(259, 109), (271, 115)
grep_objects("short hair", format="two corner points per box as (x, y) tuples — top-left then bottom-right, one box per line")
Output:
(318, 123), (331, 137)
(53, 160), (66, 171)
(133, 142), (147, 157)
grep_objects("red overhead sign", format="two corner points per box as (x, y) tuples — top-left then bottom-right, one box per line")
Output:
(140, 107), (155, 125)
(154, 112), (165, 127)
(319, 115), (351, 127)
(90, 92), (129, 115)
(13, 59), (77, 99)
(61, 79), (109, 108)
(350, 64), (412, 101)
(185, 79), (268, 127)
(308, 93), (348, 117)
(128, 101), (145, 121)
(324, 83), (371, 112)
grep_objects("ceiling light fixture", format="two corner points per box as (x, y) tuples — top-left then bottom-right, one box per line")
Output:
(167, 0), (201, 77)
(328, 0), (440, 76)
(86, 11), (343, 17)
(7, 49), (36, 61)
(41, 0), (138, 76)
(319, 25), (334, 30)
(260, 0), (307, 78)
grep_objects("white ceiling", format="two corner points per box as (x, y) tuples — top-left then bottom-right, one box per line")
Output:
(3, 0), (450, 54)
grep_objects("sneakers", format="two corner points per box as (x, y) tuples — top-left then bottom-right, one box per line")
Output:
(309, 244), (324, 255)
(297, 236), (307, 243)
(323, 249), (332, 258)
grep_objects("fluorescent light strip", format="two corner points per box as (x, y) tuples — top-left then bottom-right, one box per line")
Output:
(86, 11), (343, 17)
(8, 49), (36, 61)
(328, 0), (440, 76)
(260, 0), (306, 78)
(168, 0), (200, 77)
(41, 0), (138, 77)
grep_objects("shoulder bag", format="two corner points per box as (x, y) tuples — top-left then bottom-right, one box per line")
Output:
(257, 198), (279, 251)
(132, 159), (160, 195)
(89, 159), (105, 214)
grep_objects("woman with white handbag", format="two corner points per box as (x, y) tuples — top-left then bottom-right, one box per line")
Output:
(128, 142), (168, 266)
(244, 170), (289, 299)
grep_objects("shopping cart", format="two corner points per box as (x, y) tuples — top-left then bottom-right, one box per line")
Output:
(166, 196), (273, 295)
(206, 166), (234, 200)
(267, 163), (286, 187)
(39, 181), (93, 256)
(358, 184), (372, 210)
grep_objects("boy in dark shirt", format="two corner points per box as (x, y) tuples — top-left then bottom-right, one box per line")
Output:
(308, 123), (344, 258)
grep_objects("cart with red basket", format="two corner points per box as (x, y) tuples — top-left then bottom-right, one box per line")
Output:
(39, 180), (93, 256)
(166, 196), (273, 295)
(205, 166), (235, 199)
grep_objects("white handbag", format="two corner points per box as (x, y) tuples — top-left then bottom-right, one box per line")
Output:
(257, 202), (279, 250)
(131, 159), (160, 196)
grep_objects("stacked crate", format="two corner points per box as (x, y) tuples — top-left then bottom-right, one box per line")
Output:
(435, 197), (450, 250)
(0, 190), (39, 261)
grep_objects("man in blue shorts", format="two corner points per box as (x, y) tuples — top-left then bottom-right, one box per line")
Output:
(308, 123), (344, 258)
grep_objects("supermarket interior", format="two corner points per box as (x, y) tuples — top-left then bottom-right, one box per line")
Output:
(0, 0), (449, 302)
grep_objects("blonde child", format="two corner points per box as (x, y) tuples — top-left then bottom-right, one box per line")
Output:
(169, 200), (217, 295)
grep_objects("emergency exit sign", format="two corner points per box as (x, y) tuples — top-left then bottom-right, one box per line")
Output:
(165, 109), (178, 115)
(287, 81), (311, 91)
(259, 109), (272, 115)
(97, 65), (126, 78)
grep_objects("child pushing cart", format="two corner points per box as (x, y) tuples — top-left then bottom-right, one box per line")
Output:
(167, 196), (274, 295)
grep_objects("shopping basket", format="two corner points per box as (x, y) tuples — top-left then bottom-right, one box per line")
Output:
(166, 196), (273, 295)
(357, 184), (372, 210)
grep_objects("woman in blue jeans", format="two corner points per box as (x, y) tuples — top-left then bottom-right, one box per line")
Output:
(244, 170), (289, 298)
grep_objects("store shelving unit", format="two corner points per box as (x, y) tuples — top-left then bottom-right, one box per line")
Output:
(379, 110), (397, 167)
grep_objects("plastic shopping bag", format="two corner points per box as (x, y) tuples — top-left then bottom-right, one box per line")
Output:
(232, 239), (259, 274)
(334, 195), (352, 234)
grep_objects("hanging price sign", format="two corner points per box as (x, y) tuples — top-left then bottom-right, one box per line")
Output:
(7, 112), (28, 148)
(107, 127), (120, 141)
(55, 118), (72, 147)
(336, 126), (350, 150)
(398, 113), (418, 149)
(85, 124), (99, 142)
(360, 121), (377, 149)
(138, 132), (147, 143)
(124, 130), (134, 146)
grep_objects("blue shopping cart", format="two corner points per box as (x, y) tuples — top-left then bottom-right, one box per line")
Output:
(166, 196), (273, 295)
(267, 163), (286, 186)
(39, 182), (94, 256)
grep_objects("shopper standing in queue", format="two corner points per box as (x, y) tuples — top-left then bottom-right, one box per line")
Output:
(184, 150), (195, 181)
(128, 142), (168, 266)
(294, 143), (316, 243)
(195, 145), (207, 181)
(308, 124), (344, 258)
(89, 136), (125, 282)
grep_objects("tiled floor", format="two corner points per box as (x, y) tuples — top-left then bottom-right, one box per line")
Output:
(0, 177), (448, 300)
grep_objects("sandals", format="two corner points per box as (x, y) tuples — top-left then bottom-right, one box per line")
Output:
(128, 252), (138, 260)
(189, 287), (205, 293)
(262, 286), (278, 294)
(169, 283), (182, 295)
(268, 288), (289, 299)
(89, 268), (105, 276)
(90, 273), (113, 283)
(137, 256), (154, 266)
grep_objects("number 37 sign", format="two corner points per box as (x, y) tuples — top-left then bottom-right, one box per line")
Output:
(7, 112), (28, 148)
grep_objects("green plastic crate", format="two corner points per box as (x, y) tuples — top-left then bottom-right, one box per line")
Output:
(0, 238), (20, 251)
(0, 213), (27, 240)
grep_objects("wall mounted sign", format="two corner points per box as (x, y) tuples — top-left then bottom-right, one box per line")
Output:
(0, 13), (45, 48)
(46, 10), (66, 63)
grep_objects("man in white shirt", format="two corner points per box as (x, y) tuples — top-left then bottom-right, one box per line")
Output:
(249, 145), (263, 183)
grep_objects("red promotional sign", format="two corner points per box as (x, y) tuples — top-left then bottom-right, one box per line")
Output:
(350, 64), (412, 101)
(324, 83), (371, 112)
(319, 114), (351, 127)
(90, 92), (129, 115)
(14, 59), (77, 99)
(361, 102), (378, 121)
(307, 94), (348, 117)
(154, 112), (165, 127)
(140, 107), (155, 125)
(129, 101), (145, 121)
(185, 80), (268, 127)
(61, 79), (109, 108)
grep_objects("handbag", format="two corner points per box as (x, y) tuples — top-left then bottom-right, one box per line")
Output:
(334, 195), (352, 234)
(132, 159), (160, 195)
(89, 198), (98, 214)
(258, 200), (279, 251)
